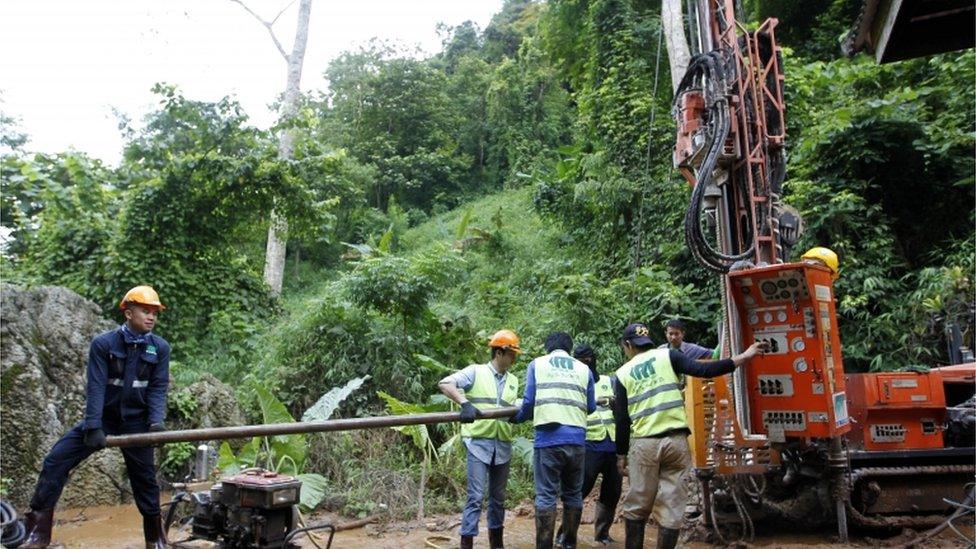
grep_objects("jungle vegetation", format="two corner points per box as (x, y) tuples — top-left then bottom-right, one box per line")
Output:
(2, 0), (973, 517)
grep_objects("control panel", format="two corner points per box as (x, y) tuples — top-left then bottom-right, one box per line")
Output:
(729, 262), (850, 441)
(844, 371), (947, 451)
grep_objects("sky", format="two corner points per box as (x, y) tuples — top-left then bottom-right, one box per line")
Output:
(0, 0), (503, 165)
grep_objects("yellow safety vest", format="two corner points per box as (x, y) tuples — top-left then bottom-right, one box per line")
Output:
(586, 374), (616, 442)
(615, 349), (687, 437)
(533, 352), (590, 428)
(461, 363), (519, 442)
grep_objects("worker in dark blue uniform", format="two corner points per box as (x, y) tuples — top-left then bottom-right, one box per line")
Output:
(22, 286), (171, 549)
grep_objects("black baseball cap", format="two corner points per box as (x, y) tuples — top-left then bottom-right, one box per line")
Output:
(622, 323), (653, 346)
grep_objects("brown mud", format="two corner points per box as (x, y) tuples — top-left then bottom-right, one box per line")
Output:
(46, 502), (973, 549)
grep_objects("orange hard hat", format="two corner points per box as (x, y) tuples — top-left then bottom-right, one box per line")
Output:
(488, 329), (522, 354)
(119, 285), (165, 310)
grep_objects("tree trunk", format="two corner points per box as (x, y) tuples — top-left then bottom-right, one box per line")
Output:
(264, 210), (288, 294)
(417, 455), (427, 520)
(662, 0), (692, 93)
(263, 0), (313, 295)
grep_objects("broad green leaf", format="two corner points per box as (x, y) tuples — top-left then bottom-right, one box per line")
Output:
(377, 391), (435, 457)
(413, 354), (453, 376)
(378, 225), (394, 253)
(302, 375), (370, 422)
(455, 207), (473, 240)
(512, 436), (534, 463)
(437, 432), (461, 458)
(297, 473), (330, 512)
(237, 437), (261, 468)
(250, 381), (306, 473)
(217, 442), (240, 475)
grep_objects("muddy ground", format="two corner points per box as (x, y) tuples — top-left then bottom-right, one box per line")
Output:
(43, 501), (973, 549)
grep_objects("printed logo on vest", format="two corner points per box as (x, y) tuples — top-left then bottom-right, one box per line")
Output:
(146, 344), (157, 355)
(551, 356), (575, 370)
(630, 357), (657, 380)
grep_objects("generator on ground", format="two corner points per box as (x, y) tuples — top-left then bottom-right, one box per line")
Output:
(165, 466), (335, 549)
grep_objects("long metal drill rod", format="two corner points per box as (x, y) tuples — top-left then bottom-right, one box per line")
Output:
(105, 406), (518, 448)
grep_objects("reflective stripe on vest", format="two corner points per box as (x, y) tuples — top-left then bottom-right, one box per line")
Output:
(586, 374), (616, 442)
(533, 353), (589, 428)
(461, 363), (519, 442)
(615, 349), (687, 437)
(108, 378), (148, 388)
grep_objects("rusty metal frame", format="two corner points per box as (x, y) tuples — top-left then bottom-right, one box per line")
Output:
(685, 0), (788, 474)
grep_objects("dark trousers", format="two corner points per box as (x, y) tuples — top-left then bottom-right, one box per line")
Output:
(582, 449), (622, 508)
(461, 450), (510, 536)
(30, 420), (161, 516)
(534, 445), (585, 510)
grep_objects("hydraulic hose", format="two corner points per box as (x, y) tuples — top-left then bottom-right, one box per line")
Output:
(675, 49), (756, 273)
(0, 500), (26, 548)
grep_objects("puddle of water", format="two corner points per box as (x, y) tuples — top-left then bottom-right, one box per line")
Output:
(50, 502), (973, 548)
(51, 504), (145, 549)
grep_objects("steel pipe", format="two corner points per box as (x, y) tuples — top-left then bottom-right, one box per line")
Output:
(105, 406), (518, 448)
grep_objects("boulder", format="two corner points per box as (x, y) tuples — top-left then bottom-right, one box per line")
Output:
(171, 374), (244, 430)
(1, 285), (122, 509)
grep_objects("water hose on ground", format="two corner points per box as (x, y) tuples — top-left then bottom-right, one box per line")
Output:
(0, 500), (26, 548)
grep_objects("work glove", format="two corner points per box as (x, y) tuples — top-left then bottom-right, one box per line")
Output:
(148, 422), (166, 433)
(84, 428), (107, 450)
(459, 401), (482, 423)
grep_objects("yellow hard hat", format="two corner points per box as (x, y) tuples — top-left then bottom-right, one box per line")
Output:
(801, 247), (839, 280)
(488, 329), (522, 354)
(119, 285), (165, 310)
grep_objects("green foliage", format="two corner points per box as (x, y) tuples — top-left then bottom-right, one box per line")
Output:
(376, 391), (438, 457)
(785, 51), (975, 369)
(261, 244), (480, 416)
(217, 379), (364, 511)
(167, 390), (198, 421)
(302, 376), (371, 422)
(2, 0), (972, 516)
(321, 43), (471, 212)
(160, 442), (196, 477)
(346, 248), (462, 323)
(745, 0), (862, 61)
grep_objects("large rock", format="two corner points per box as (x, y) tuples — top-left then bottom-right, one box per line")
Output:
(172, 374), (245, 430)
(1, 285), (123, 509)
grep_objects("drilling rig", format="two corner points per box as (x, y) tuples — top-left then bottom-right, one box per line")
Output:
(672, 0), (975, 542)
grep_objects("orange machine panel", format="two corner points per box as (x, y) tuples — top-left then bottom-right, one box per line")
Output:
(844, 371), (947, 450)
(728, 263), (851, 440)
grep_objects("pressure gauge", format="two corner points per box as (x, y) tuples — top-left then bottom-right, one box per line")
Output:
(791, 338), (805, 352)
(793, 358), (808, 373)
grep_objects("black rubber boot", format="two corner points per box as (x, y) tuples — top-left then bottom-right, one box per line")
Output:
(594, 502), (615, 545)
(488, 527), (504, 549)
(625, 519), (646, 549)
(23, 508), (54, 548)
(656, 526), (680, 549)
(143, 514), (169, 549)
(460, 534), (474, 549)
(535, 507), (557, 549)
(560, 506), (582, 549)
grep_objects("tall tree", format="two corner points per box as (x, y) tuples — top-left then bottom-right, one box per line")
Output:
(662, 0), (691, 92)
(232, 0), (313, 295)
